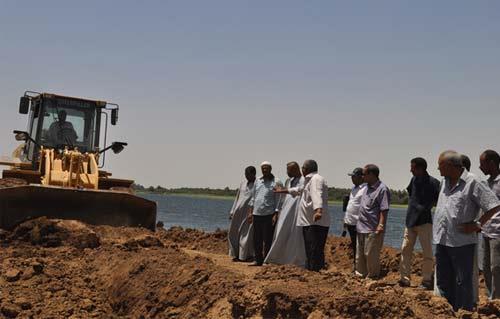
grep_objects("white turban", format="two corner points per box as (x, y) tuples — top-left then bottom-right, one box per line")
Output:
(260, 161), (272, 168)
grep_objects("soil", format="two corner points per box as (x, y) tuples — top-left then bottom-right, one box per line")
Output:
(1, 219), (500, 318)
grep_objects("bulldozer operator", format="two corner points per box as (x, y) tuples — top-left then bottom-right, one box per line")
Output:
(47, 110), (78, 146)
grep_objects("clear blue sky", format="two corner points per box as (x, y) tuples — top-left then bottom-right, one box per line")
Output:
(1, 1), (499, 189)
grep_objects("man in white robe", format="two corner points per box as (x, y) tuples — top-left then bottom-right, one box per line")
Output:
(265, 162), (306, 267)
(275, 160), (331, 271)
(228, 166), (256, 261)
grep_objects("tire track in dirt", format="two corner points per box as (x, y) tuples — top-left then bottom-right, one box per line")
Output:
(183, 249), (261, 278)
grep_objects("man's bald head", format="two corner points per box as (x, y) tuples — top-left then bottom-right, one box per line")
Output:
(439, 150), (462, 167)
(438, 150), (464, 178)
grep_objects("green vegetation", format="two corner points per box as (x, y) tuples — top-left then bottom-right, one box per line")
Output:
(133, 184), (409, 205)
(133, 185), (237, 197)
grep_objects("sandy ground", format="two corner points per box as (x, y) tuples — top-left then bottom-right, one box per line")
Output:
(1, 219), (500, 318)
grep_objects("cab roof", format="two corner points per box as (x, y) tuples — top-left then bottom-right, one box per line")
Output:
(37, 92), (107, 107)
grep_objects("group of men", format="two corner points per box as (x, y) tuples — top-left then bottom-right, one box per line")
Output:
(227, 150), (500, 312)
(228, 160), (329, 271)
(342, 150), (500, 312)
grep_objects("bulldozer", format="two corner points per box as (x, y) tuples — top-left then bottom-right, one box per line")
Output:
(0, 91), (157, 230)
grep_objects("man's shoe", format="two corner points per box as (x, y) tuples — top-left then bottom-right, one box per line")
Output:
(398, 278), (411, 287)
(419, 281), (433, 290)
(249, 262), (262, 267)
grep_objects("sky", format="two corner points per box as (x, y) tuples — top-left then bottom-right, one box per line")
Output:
(0, 1), (499, 190)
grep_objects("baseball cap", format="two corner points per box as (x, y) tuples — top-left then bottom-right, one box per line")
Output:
(348, 167), (363, 176)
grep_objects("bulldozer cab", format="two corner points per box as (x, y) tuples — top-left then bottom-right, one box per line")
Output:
(19, 92), (118, 166)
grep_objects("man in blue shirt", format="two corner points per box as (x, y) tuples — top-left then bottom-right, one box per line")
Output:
(248, 161), (282, 266)
(356, 164), (391, 279)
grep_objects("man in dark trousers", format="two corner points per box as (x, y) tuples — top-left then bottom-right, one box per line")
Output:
(399, 157), (440, 289)
(274, 159), (330, 271)
(247, 161), (282, 266)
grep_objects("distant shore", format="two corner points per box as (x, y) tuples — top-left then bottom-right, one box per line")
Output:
(139, 191), (409, 208)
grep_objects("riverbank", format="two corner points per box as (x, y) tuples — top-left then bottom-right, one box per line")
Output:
(1, 218), (498, 318)
(140, 192), (409, 208)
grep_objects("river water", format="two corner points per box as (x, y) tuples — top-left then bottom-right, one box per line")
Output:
(142, 193), (410, 249)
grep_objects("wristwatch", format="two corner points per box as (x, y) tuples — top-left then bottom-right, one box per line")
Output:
(475, 220), (482, 229)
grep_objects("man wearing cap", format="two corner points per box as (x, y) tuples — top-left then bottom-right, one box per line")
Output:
(275, 159), (330, 271)
(247, 161), (283, 266)
(355, 164), (391, 279)
(398, 157), (440, 289)
(343, 168), (366, 268)
(479, 149), (500, 299)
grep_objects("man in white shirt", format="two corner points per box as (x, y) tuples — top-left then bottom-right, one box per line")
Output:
(479, 149), (500, 300)
(275, 159), (330, 271)
(434, 150), (500, 311)
(344, 167), (366, 269)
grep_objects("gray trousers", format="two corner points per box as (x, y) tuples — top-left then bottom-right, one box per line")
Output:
(483, 237), (500, 300)
(356, 232), (384, 278)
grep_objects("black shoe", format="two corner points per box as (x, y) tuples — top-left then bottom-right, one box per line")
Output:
(249, 261), (262, 267)
(232, 257), (240, 262)
(419, 281), (433, 290)
(398, 279), (411, 287)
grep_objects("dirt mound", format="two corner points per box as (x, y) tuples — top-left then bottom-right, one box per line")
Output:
(160, 226), (228, 253)
(122, 234), (164, 250)
(7, 217), (100, 249)
(232, 263), (455, 319)
(92, 245), (239, 318)
(0, 221), (237, 318)
(2, 221), (500, 318)
(326, 236), (424, 276)
(477, 300), (500, 317)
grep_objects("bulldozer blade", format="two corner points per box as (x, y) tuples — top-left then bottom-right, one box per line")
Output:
(0, 185), (157, 231)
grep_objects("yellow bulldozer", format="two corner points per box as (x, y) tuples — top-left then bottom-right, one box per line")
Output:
(0, 91), (157, 230)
